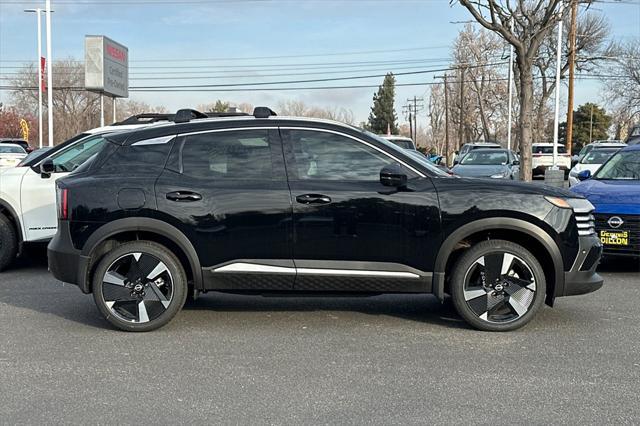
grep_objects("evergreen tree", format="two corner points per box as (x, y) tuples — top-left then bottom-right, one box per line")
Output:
(559, 103), (612, 152)
(367, 73), (398, 134)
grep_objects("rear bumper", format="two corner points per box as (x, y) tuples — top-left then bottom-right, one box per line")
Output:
(559, 235), (604, 297)
(47, 221), (92, 293)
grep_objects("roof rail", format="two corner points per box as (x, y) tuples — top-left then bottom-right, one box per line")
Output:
(253, 106), (277, 119)
(174, 109), (209, 124)
(114, 113), (176, 126)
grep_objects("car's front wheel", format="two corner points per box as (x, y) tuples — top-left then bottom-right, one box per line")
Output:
(92, 241), (187, 332)
(0, 214), (18, 272)
(450, 240), (546, 331)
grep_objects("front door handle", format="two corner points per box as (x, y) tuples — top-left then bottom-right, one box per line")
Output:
(166, 191), (202, 202)
(296, 194), (332, 205)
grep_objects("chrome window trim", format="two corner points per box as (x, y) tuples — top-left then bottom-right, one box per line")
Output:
(131, 135), (176, 146)
(175, 125), (426, 177)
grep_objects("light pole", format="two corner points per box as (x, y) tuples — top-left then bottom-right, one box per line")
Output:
(24, 8), (46, 148)
(506, 19), (514, 151)
(45, 0), (54, 147)
(551, 2), (565, 171)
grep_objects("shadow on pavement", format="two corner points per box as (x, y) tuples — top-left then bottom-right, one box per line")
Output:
(598, 257), (640, 273)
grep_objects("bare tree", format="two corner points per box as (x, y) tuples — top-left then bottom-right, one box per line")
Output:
(532, 11), (612, 143)
(277, 100), (355, 124)
(456, 0), (565, 180)
(603, 38), (640, 132)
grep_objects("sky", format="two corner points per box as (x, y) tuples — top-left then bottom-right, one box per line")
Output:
(1, 0), (639, 131)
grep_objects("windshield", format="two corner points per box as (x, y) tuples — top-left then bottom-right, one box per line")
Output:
(363, 130), (449, 177)
(460, 150), (508, 165)
(581, 149), (619, 165)
(49, 134), (108, 173)
(0, 145), (25, 154)
(595, 151), (640, 180)
(533, 145), (568, 154)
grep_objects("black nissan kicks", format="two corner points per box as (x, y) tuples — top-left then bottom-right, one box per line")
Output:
(48, 107), (604, 332)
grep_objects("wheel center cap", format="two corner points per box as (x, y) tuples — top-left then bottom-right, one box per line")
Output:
(133, 283), (144, 293)
(494, 283), (504, 292)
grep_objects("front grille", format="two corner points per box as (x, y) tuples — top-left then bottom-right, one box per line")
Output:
(575, 210), (596, 236)
(594, 214), (640, 256)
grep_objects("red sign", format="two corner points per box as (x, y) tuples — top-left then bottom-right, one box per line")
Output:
(106, 44), (126, 63)
(40, 57), (46, 92)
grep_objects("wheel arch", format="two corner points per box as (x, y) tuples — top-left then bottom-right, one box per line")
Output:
(0, 198), (23, 244)
(81, 218), (202, 292)
(433, 217), (564, 305)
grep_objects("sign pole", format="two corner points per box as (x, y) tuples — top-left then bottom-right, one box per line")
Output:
(100, 93), (104, 127)
(551, 4), (564, 170)
(45, 0), (53, 147)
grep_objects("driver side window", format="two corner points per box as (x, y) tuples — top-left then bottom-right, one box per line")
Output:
(50, 135), (107, 173)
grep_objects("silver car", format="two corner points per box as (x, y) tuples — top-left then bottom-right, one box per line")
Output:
(451, 148), (520, 179)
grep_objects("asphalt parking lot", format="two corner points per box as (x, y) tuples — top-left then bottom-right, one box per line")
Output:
(1, 248), (638, 424)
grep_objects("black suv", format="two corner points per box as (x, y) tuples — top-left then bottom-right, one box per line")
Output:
(48, 108), (604, 332)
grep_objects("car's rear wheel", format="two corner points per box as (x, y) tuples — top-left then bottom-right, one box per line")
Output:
(450, 240), (546, 332)
(0, 214), (18, 272)
(92, 241), (187, 332)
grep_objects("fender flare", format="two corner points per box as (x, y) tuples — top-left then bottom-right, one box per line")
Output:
(432, 217), (564, 300)
(0, 198), (23, 243)
(81, 217), (203, 289)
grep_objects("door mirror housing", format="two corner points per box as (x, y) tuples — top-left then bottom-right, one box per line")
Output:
(577, 169), (592, 181)
(380, 163), (407, 188)
(39, 158), (54, 178)
(512, 160), (520, 166)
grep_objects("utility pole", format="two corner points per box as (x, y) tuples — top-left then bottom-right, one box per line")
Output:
(403, 96), (424, 144)
(565, 0), (578, 154)
(589, 104), (594, 144)
(458, 67), (466, 149)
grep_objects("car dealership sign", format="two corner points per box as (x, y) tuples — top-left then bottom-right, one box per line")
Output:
(84, 35), (129, 98)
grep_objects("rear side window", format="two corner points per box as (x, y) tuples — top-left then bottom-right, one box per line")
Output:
(181, 130), (273, 180)
(98, 137), (174, 174)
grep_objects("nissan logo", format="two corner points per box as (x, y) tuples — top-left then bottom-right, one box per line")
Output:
(608, 216), (624, 229)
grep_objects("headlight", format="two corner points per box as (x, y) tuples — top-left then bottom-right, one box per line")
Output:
(490, 172), (508, 178)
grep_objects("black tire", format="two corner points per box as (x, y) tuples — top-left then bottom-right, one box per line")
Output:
(450, 240), (546, 332)
(92, 240), (187, 332)
(0, 214), (18, 272)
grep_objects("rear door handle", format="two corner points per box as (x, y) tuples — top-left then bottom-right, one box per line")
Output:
(166, 191), (202, 202)
(296, 194), (332, 205)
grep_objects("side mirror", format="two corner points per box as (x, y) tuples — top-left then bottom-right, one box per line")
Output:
(39, 158), (54, 178)
(577, 169), (592, 181)
(512, 160), (520, 166)
(380, 163), (407, 188)
(453, 159), (460, 165)
(455, 150), (460, 155)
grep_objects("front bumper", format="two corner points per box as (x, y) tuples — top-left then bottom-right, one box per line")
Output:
(559, 234), (604, 297)
(47, 221), (92, 293)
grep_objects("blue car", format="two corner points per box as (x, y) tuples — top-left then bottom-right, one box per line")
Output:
(571, 145), (640, 257)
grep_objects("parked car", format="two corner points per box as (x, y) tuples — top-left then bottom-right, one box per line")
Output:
(568, 147), (621, 187)
(625, 125), (640, 146)
(381, 135), (416, 150)
(0, 113), (178, 272)
(531, 143), (571, 177)
(451, 148), (519, 179)
(454, 141), (502, 164)
(48, 107), (602, 332)
(404, 149), (453, 175)
(0, 138), (32, 153)
(572, 140), (626, 166)
(571, 145), (640, 258)
(0, 144), (27, 168)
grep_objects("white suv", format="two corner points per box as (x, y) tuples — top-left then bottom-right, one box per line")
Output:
(0, 114), (174, 271)
(531, 143), (571, 177)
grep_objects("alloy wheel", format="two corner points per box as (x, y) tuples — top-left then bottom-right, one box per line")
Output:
(101, 252), (174, 324)
(462, 252), (537, 324)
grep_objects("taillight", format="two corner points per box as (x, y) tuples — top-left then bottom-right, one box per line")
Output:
(57, 187), (69, 220)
